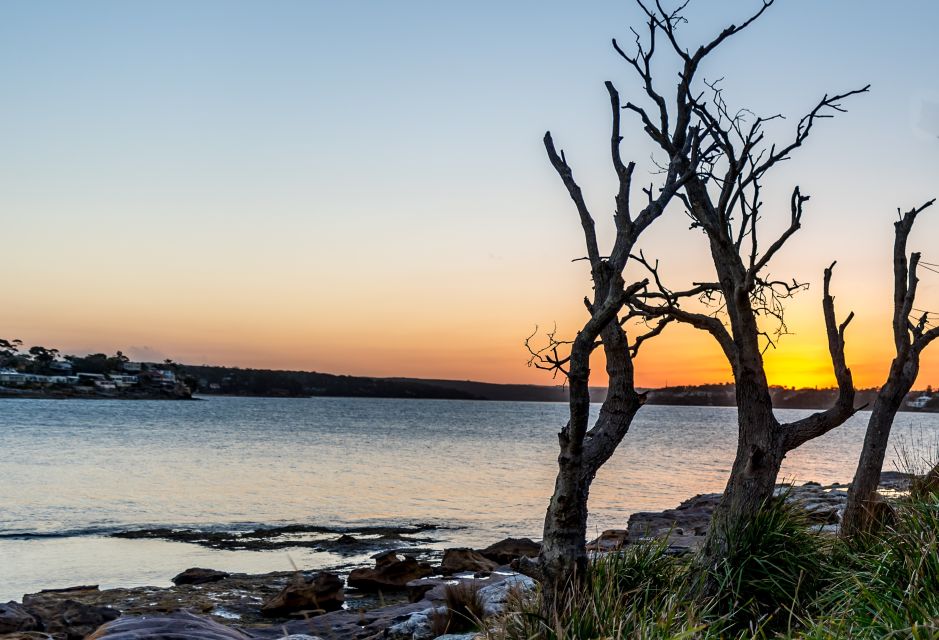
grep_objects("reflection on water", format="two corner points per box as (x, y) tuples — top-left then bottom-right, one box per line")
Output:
(0, 396), (936, 599)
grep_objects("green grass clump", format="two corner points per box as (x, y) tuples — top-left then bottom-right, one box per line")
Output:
(487, 488), (939, 639)
(701, 494), (830, 634)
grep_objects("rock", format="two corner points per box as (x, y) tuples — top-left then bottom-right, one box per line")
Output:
(0, 601), (41, 634)
(405, 578), (441, 603)
(479, 538), (541, 565)
(347, 551), (433, 592)
(171, 568), (230, 586)
(86, 610), (251, 639)
(439, 548), (498, 575)
(627, 493), (721, 542)
(384, 606), (445, 640)
(799, 501), (841, 525)
(21, 591), (120, 640)
(260, 572), (344, 617)
(586, 529), (628, 552)
(434, 635), (482, 640)
(279, 636), (324, 640)
(477, 574), (536, 617)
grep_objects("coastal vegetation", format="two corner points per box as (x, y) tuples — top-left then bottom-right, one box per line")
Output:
(490, 487), (939, 639)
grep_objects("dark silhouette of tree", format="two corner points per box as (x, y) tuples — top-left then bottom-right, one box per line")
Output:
(28, 345), (60, 371)
(615, 0), (865, 571)
(0, 338), (22, 368)
(842, 199), (938, 537)
(518, 77), (698, 604)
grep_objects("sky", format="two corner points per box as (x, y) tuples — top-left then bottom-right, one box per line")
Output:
(1, 0), (938, 389)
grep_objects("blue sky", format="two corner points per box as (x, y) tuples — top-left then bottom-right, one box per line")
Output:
(1, 1), (938, 385)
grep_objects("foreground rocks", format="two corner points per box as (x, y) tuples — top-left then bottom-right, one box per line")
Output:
(87, 611), (254, 639)
(347, 551), (434, 592)
(604, 474), (914, 554)
(478, 538), (540, 566)
(17, 589), (120, 640)
(259, 573), (343, 617)
(8, 477), (913, 640)
(438, 549), (497, 575)
(171, 568), (230, 586)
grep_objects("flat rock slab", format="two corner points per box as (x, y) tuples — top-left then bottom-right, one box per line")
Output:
(87, 610), (253, 639)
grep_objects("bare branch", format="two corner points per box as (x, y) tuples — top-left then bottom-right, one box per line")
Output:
(782, 262), (858, 451)
(630, 316), (673, 357)
(544, 132), (601, 268)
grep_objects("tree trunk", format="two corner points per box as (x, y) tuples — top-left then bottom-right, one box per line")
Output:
(842, 360), (917, 537)
(701, 359), (784, 567)
(539, 462), (591, 608)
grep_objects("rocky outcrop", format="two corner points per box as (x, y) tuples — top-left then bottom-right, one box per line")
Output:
(476, 574), (536, 618)
(627, 492), (719, 545)
(0, 601), (41, 634)
(86, 610), (252, 639)
(19, 589), (120, 640)
(384, 605), (446, 640)
(347, 551), (433, 592)
(586, 529), (628, 552)
(259, 573), (343, 617)
(171, 568), (230, 586)
(438, 548), (497, 575)
(478, 538), (540, 565)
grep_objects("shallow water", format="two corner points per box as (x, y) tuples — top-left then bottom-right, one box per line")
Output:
(1, 396), (936, 600)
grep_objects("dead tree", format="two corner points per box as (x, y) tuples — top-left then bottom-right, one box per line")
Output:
(613, 0), (867, 568)
(521, 81), (696, 605)
(841, 199), (938, 537)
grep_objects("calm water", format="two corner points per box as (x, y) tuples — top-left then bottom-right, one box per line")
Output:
(1, 396), (937, 600)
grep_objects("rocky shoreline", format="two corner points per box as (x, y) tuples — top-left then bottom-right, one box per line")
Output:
(0, 474), (912, 640)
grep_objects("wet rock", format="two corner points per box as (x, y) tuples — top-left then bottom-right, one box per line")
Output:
(439, 548), (497, 575)
(86, 610), (251, 639)
(479, 537), (540, 565)
(384, 606), (444, 640)
(347, 551), (433, 592)
(586, 529), (628, 552)
(477, 574), (536, 617)
(260, 572), (344, 617)
(0, 601), (41, 634)
(19, 594), (119, 640)
(405, 578), (441, 603)
(799, 502), (841, 525)
(171, 568), (230, 586)
(628, 493), (721, 542)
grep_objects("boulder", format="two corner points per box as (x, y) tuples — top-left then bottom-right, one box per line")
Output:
(586, 529), (629, 552)
(0, 601), (40, 634)
(479, 538), (540, 565)
(439, 548), (498, 575)
(20, 592), (120, 640)
(477, 574), (536, 617)
(384, 606), (445, 640)
(260, 572), (344, 617)
(86, 610), (251, 639)
(627, 493), (721, 541)
(171, 568), (230, 586)
(347, 551), (433, 592)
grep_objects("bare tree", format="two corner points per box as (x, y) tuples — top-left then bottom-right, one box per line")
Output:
(612, 0), (866, 568)
(521, 80), (696, 605)
(841, 199), (938, 537)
